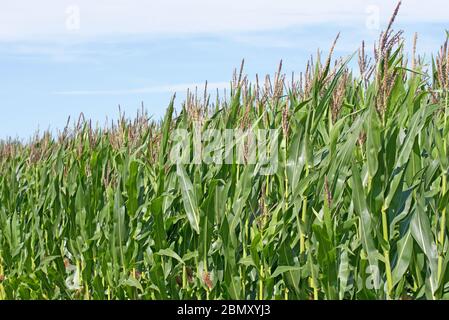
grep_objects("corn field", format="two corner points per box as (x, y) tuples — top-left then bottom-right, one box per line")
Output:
(1, 7), (449, 300)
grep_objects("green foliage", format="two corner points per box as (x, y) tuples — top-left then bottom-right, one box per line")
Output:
(1, 29), (449, 300)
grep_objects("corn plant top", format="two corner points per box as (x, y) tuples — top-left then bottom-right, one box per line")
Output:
(1, 15), (449, 299)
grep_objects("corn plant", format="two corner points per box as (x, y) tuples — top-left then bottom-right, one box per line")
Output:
(1, 4), (449, 300)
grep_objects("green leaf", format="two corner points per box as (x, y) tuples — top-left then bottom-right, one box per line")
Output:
(176, 165), (200, 234)
(271, 266), (302, 279)
(156, 248), (184, 265)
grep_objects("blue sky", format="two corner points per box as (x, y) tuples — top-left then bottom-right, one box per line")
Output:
(1, 0), (448, 139)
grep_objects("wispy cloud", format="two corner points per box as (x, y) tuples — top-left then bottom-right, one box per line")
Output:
(53, 81), (230, 96)
(2, 1), (448, 42)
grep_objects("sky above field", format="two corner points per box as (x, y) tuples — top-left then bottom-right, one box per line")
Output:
(1, 0), (449, 139)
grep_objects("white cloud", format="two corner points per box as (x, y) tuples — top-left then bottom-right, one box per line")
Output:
(53, 81), (230, 96)
(1, 0), (448, 41)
